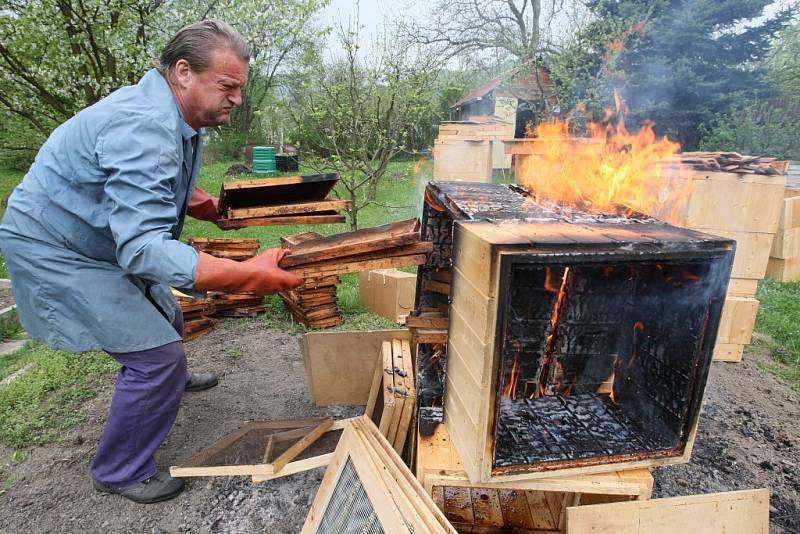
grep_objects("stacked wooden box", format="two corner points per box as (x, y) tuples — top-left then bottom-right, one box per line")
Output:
(767, 162), (800, 282)
(277, 220), (431, 328)
(216, 173), (349, 229)
(665, 154), (787, 362)
(175, 291), (267, 340)
(279, 232), (343, 328)
(188, 237), (259, 260)
(433, 117), (515, 182)
(175, 292), (219, 341)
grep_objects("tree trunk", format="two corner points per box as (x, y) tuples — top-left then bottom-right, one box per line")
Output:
(347, 189), (359, 230)
(367, 174), (378, 202)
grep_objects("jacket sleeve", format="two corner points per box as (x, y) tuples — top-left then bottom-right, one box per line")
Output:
(98, 112), (198, 286)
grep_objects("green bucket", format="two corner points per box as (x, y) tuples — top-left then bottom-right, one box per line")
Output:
(252, 146), (276, 175)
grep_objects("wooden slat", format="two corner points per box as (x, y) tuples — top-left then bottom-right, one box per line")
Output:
(290, 253), (428, 279)
(393, 339), (416, 454)
(565, 489), (769, 534)
(217, 213), (345, 229)
(285, 242), (433, 272)
(226, 199), (351, 219)
(712, 343), (745, 363)
(281, 218), (421, 265)
(268, 418), (334, 474)
(170, 418), (331, 477)
(379, 341), (398, 437)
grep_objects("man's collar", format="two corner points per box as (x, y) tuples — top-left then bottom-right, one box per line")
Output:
(140, 69), (198, 140)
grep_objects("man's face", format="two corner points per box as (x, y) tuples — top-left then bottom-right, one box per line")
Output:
(179, 48), (249, 129)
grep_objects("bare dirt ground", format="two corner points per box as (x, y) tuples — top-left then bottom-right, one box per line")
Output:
(0, 319), (798, 533)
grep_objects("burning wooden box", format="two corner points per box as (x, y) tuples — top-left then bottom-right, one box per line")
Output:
(425, 181), (734, 484)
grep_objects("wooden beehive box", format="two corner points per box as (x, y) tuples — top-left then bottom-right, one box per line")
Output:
(433, 138), (493, 182)
(446, 218), (733, 484)
(767, 185), (800, 282)
(216, 173), (349, 229)
(669, 169), (786, 362)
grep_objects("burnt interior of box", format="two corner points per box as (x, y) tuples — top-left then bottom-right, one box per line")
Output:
(494, 255), (730, 471)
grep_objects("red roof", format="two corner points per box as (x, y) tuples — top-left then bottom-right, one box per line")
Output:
(451, 78), (503, 109)
(451, 66), (554, 109)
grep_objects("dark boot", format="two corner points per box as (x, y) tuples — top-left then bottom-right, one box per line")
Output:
(185, 372), (218, 392)
(93, 471), (185, 504)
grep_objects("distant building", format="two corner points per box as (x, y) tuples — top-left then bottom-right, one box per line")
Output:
(450, 65), (556, 138)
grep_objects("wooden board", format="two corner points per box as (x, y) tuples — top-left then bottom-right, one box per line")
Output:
(726, 278), (758, 298)
(770, 227), (800, 259)
(218, 173), (339, 212)
(280, 218), (422, 268)
(777, 195), (800, 230)
(564, 489), (769, 534)
(226, 199), (351, 219)
(766, 255), (800, 282)
(694, 228), (773, 280)
(217, 213), (346, 229)
(302, 329), (411, 406)
(170, 418), (333, 477)
(676, 171), (786, 234)
(715, 296), (759, 346)
(712, 343), (745, 363)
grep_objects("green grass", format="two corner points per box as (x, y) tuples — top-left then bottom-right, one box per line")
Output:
(754, 278), (800, 388)
(0, 343), (119, 449)
(0, 168), (26, 278)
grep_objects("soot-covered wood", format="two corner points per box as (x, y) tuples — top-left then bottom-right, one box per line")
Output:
(494, 258), (730, 469)
(415, 202), (454, 434)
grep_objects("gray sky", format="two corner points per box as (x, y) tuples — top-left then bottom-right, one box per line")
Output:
(316, 0), (796, 60)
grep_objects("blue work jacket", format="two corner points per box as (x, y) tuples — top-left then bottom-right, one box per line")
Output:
(0, 69), (203, 353)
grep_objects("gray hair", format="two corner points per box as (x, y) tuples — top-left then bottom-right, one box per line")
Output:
(159, 20), (250, 75)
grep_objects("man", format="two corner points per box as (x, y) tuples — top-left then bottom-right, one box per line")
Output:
(0, 21), (302, 503)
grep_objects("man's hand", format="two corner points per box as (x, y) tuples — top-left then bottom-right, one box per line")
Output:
(241, 249), (304, 293)
(194, 249), (303, 295)
(187, 187), (220, 222)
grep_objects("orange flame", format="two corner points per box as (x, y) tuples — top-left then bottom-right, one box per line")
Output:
(534, 267), (572, 399)
(502, 340), (522, 399)
(518, 93), (691, 224)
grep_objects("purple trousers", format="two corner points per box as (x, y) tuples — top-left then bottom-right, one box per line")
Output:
(91, 312), (189, 486)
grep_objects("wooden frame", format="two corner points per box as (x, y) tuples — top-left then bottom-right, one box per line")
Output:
(564, 489), (769, 533)
(446, 219), (728, 484)
(216, 173), (348, 229)
(251, 418), (354, 483)
(169, 418), (333, 477)
(302, 416), (456, 533)
(365, 339), (417, 454)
